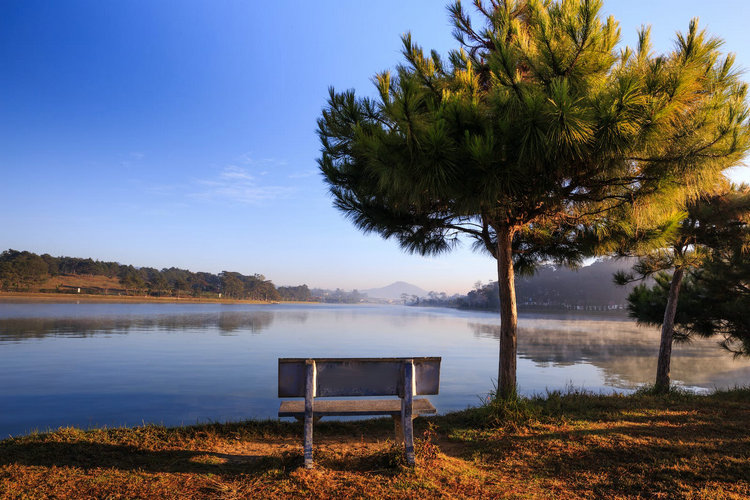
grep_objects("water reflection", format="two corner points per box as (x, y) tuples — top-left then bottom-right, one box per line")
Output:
(0, 302), (748, 437)
(0, 311), (278, 341)
(469, 318), (750, 390)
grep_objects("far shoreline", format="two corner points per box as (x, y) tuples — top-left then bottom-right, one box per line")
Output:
(0, 292), (632, 316)
(0, 291), (317, 305)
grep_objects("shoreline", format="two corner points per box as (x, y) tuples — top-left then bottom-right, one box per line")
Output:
(0, 291), (306, 305)
(0, 293), (634, 317)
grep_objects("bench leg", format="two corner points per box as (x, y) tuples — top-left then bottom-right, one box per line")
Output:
(402, 411), (415, 465)
(392, 415), (404, 444)
(295, 415), (321, 424)
(304, 360), (316, 469)
(402, 361), (415, 465)
(304, 412), (313, 468)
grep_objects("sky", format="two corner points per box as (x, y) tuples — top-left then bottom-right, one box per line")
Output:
(2, 1), (750, 295)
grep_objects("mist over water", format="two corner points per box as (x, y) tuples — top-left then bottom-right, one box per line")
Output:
(1, 302), (748, 437)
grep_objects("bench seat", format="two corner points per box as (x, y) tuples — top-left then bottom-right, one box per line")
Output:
(278, 398), (437, 418)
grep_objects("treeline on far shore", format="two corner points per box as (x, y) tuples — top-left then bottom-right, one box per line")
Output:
(0, 249), (324, 302)
(408, 258), (640, 312)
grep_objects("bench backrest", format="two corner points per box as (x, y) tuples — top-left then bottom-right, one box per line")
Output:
(278, 357), (441, 398)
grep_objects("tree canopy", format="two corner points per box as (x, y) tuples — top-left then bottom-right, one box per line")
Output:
(318, 0), (750, 397)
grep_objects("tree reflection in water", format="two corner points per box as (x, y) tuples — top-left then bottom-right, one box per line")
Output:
(0, 311), (284, 341)
(469, 318), (750, 390)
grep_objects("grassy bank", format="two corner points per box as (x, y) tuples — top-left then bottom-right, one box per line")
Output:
(1, 389), (749, 499)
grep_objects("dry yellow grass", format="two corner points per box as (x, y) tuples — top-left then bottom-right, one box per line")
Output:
(38, 274), (123, 291)
(1, 389), (748, 499)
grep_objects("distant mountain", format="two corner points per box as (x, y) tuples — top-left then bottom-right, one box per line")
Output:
(362, 281), (428, 300)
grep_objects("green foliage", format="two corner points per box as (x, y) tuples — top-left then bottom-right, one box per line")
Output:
(51, 255), (120, 277)
(479, 393), (540, 429)
(632, 384), (697, 398)
(318, 0), (750, 396)
(0, 248), (294, 301)
(613, 184), (750, 281)
(118, 265), (146, 292)
(624, 185), (750, 354)
(0, 249), (49, 290)
(320, 2), (749, 264)
(630, 254), (750, 356)
(695, 249), (750, 355)
(146, 272), (169, 296)
(277, 285), (313, 301)
(220, 271), (280, 301)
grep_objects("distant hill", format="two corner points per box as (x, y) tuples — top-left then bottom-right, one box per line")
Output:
(362, 281), (428, 300)
(515, 257), (641, 307)
(413, 257), (645, 311)
(0, 248), (291, 301)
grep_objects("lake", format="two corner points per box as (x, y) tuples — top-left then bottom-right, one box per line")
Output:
(1, 301), (749, 437)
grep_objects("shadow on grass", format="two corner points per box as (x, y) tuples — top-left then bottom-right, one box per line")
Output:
(0, 418), (412, 476)
(314, 446), (406, 476)
(0, 440), (301, 476)
(513, 425), (750, 496)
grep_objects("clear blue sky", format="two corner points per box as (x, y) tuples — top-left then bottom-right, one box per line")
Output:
(2, 1), (749, 294)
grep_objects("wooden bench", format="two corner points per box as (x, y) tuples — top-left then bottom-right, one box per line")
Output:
(278, 357), (441, 468)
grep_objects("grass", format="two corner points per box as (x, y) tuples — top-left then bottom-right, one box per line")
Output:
(38, 273), (124, 291)
(1, 389), (749, 499)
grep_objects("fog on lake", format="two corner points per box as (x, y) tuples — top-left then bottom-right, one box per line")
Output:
(1, 301), (749, 437)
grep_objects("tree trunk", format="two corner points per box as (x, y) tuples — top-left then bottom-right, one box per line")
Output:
(654, 267), (685, 394)
(496, 225), (518, 399)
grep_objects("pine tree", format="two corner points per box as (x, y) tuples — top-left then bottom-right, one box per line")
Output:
(690, 237), (750, 356)
(318, 0), (750, 398)
(623, 184), (750, 378)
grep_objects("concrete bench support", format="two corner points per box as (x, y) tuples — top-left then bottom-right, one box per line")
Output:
(304, 359), (315, 468)
(278, 357), (441, 468)
(401, 360), (415, 464)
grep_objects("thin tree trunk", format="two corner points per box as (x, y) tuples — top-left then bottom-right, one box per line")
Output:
(654, 267), (685, 394)
(496, 225), (518, 399)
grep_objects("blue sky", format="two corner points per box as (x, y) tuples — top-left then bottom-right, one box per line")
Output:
(2, 1), (749, 294)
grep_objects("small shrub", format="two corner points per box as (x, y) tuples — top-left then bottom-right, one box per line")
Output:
(481, 393), (540, 430)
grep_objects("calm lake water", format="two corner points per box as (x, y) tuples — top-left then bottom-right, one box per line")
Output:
(1, 301), (749, 437)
